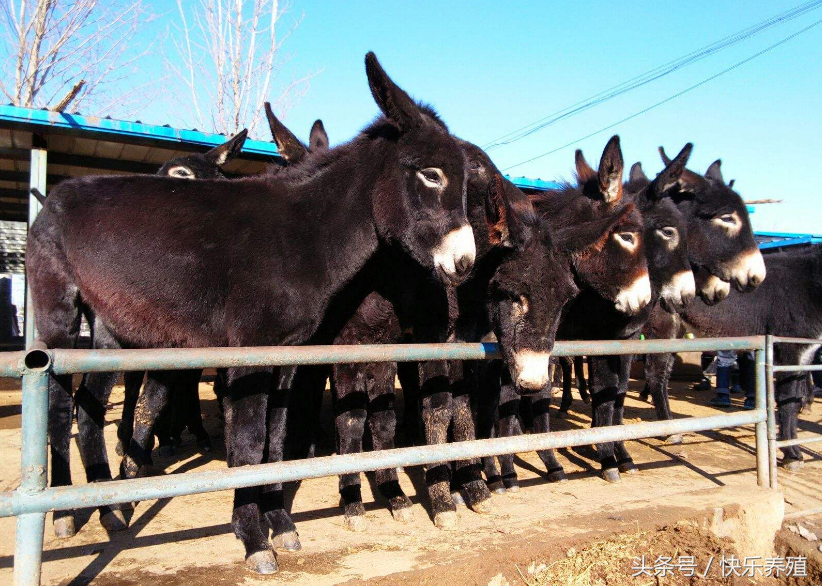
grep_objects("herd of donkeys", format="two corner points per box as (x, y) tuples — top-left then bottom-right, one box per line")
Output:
(24, 52), (822, 573)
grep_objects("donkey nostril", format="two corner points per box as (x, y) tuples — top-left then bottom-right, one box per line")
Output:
(455, 254), (472, 276)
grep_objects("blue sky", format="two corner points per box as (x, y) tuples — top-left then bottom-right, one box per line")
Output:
(139, 1), (822, 234)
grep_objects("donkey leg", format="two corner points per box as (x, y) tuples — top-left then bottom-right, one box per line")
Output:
(397, 360), (421, 446)
(557, 357), (573, 416)
(121, 371), (174, 478)
(612, 355), (637, 474)
(181, 371), (211, 452)
(531, 389), (567, 482)
(776, 369), (805, 470)
(418, 360), (457, 529)
(496, 374), (522, 491)
(450, 361), (492, 514)
(644, 352), (682, 444)
(588, 356), (621, 483)
(226, 367), (278, 573)
(260, 371), (301, 552)
(116, 371), (144, 457)
(331, 362), (369, 531)
(74, 320), (128, 530)
(473, 360), (503, 492)
(367, 361), (413, 522)
(49, 375), (76, 537)
(575, 356), (590, 402)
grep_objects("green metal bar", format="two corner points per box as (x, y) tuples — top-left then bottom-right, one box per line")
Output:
(771, 336), (822, 345)
(754, 345), (769, 488)
(775, 435), (822, 448)
(0, 410), (765, 519)
(765, 335), (778, 490)
(771, 364), (822, 372)
(13, 366), (49, 586)
(34, 336), (766, 376)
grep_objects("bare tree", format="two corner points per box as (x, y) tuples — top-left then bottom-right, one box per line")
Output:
(0, 0), (156, 116)
(167, 0), (316, 137)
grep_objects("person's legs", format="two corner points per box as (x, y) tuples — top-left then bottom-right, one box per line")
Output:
(738, 351), (756, 410)
(710, 350), (735, 407)
(693, 352), (713, 391)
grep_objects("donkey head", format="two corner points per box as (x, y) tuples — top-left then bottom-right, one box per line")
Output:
(364, 52), (474, 286)
(659, 146), (765, 298)
(570, 137), (652, 315)
(489, 200), (648, 394)
(158, 129), (248, 179)
(631, 143), (696, 313)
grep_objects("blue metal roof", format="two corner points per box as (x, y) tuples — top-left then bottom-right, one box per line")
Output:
(756, 231), (822, 250)
(0, 104), (281, 157)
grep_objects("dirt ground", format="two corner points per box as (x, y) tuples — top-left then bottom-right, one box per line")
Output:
(1, 369), (821, 585)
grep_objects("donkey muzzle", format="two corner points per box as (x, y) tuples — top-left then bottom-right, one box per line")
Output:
(433, 224), (476, 285)
(513, 350), (551, 394)
(659, 270), (696, 313)
(728, 249), (766, 291)
(614, 273), (652, 315)
(698, 272), (731, 305)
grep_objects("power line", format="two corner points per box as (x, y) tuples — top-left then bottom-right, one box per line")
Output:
(484, 0), (822, 151)
(502, 17), (822, 172)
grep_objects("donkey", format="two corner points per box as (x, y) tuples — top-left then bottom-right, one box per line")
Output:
(28, 52), (478, 574)
(116, 130), (251, 463)
(481, 138), (695, 488)
(643, 246), (821, 469)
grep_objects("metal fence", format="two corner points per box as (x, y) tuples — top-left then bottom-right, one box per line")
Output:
(0, 335), (788, 585)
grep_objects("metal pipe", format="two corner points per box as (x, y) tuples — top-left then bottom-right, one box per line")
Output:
(24, 147), (46, 350)
(771, 365), (822, 372)
(785, 507), (822, 520)
(754, 346), (769, 488)
(13, 370), (49, 586)
(771, 336), (822, 345)
(765, 335), (778, 490)
(42, 336), (766, 375)
(0, 410), (764, 518)
(775, 436), (822, 448)
(0, 352), (23, 378)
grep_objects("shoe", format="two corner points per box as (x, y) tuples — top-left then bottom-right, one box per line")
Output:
(709, 394), (731, 408)
(693, 378), (711, 391)
(743, 398), (755, 410)
(730, 384), (742, 394)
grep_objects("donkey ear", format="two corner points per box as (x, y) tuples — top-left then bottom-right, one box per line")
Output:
(309, 119), (329, 151)
(365, 52), (422, 131)
(629, 162), (648, 183)
(705, 159), (724, 183)
(598, 135), (624, 203)
(555, 202), (635, 255)
(648, 142), (693, 198)
(728, 178), (735, 188)
(575, 149), (596, 182)
(486, 175), (534, 249)
(204, 129), (248, 167)
(265, 102), (308, 163)
(658, 146), (672, 165)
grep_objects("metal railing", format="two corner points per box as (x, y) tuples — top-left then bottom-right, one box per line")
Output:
(766, 335), (822, 520)
(1, 336), (774, 585)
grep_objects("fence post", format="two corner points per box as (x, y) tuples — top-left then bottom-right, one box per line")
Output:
(765, 334), (778, 490)
(754, 339), (769, 488)
(13, 349), (50, 586)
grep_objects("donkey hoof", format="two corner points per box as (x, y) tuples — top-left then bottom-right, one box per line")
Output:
(245, 549), (278, 574)
(504, 483), (520, 493)
(601, 469), (621, 483)
(555, 410), (567, 419)
(493, 486), (507, 495)
(666, 434), (684, 445)
(450, 491), (466, 507)
(618, 461), (638, 475)
(100, 509), (128, 532)
(344, 514), (368, 533)
(198, 438), (213, 453)
(783, 459), (804, 473)
(546, 468), (568, 483)
(470, 497), (494, 515)
(434, 511), (458, 531)
(273, 530), (301, 551)
(115, 441), (125, 457)
(392, 506), (414, 524)
(53, 516), (76, 538)
(120, 456), (140, 479)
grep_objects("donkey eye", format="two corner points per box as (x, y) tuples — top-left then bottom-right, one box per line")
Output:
(719, 214), (735, 224)
(618, 233), (635, 244)
(168, 166), (195, 179)
(657, 227), (677, 239)
(417, 167), (446, 190)
(512, 295), (529, 317)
